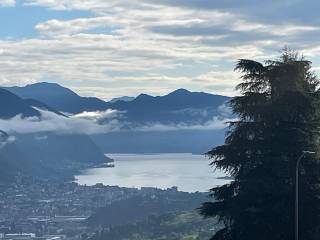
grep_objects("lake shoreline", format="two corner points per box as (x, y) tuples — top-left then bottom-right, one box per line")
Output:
(75, 153), (230, 193)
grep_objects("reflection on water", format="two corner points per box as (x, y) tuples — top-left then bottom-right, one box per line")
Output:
(75, 153), (230, 192)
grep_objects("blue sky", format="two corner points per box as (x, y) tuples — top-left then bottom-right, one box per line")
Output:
(0, 0), (320, 100)
(0, 3), (92, 38)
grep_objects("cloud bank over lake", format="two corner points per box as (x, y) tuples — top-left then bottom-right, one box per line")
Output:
(0, 107), (233, 135)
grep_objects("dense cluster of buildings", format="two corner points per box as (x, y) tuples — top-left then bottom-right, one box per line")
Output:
(0, 178), (156, 240)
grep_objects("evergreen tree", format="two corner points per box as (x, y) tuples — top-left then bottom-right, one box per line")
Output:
(201, 50), (320, 240)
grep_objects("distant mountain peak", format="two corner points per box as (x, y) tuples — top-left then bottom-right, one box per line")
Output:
(109, 96), (135, 103)
(26, 82), (61, 87)
(23, 82), (79, 96)
(135, 93), (153, 100)
(171, 88), (191, 94)
(165, 88), (192, 98)
(4, 82), (108, 114)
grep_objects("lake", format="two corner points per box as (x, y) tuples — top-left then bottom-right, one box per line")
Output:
(75, 153), (231, 192)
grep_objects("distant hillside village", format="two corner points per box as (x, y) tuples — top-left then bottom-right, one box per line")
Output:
(0, 177), (214, 240)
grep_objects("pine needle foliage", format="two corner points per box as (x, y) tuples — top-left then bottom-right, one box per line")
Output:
(200, 50), (320, 240)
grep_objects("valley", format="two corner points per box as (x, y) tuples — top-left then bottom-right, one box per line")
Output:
(0, 177), (216, 240)
(0, 83), (229, 240)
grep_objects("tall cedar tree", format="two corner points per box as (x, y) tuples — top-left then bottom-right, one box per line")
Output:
(201, 51), (320, 240)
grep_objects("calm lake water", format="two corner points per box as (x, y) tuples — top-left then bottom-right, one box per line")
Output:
(75, 153), (230, 192)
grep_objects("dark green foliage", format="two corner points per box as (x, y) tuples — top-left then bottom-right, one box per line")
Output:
(200, 50), (320, 240)
(91, 211), (218, 240)
(88, 191), (207, 227)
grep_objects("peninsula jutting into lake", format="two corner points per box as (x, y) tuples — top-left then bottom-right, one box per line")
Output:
(1, 1), (320, 240)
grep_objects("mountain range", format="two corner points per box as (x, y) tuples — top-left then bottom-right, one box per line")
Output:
(4, 83), (108, 114)
(109, 96), (135, 103)
(0, 82), (231, 181)
(109, 88), (229, 124)
(5, 83), (229, 122)
(0, 88), (40, 118)
(0, 87), (112, 182)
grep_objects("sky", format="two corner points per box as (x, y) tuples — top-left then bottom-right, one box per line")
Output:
(1, 0), (320, 100)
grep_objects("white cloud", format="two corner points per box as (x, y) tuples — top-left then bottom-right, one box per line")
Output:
(73, 109), (124, 121)
(218, 103), (233, 117)
(230, 20), (319, 36)
(0, 109), (122, 135)
(0, 131), (16, 149)
(1, 0), (319, 98)
(0, 0), (268, 94)
(195, 70), (240, 84)
(0, 0), (15, 7)
(193, 70), (241, 96)
(35, 17), (116, 37)
(133, 116), (235, 132)
(0, 104), (235, 135)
